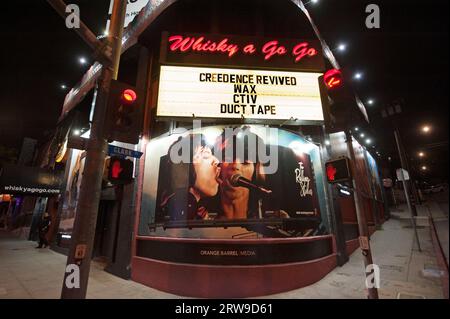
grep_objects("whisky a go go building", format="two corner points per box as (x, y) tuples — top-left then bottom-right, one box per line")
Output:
(54, 0), (386, 297)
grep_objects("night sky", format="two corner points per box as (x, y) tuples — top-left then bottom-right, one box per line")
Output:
(1, 0), (448, 181)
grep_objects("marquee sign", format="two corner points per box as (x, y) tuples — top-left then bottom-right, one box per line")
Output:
(160, 32), (325, 72)
(156, 65), (323, 121)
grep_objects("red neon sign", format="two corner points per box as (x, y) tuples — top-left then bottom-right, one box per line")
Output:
(168, 35), (318, 63)
(168, 35), (239, 57)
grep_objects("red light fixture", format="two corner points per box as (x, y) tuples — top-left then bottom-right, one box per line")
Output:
(326, 163), (337, 181)
(111, 159), (123, 179)
(121, 89), (137, 104)
(325, 157), (351, 184)
(323, 69), (343, 89)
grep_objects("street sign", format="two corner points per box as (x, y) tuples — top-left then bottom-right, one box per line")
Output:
(396, 168), (409, 181)
(108, 144), (143, 159)
(382, 178), (393, 187)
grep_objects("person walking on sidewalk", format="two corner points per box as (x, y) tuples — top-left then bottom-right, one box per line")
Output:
(36, 213), (51, 248)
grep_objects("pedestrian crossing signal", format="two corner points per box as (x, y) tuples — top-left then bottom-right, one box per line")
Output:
(107, 156), (133, 184)
(325, 157), (351, 183)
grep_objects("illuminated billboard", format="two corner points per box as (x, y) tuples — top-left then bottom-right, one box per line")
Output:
(139, 125), (328, 238)
(156, 65), (323, 121)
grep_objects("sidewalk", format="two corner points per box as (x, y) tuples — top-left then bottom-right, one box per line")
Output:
(264, 204), (444, 299)
(0, 231), (180, 299)
(424, 192), (449, 266)
(0, 204), (446, 299)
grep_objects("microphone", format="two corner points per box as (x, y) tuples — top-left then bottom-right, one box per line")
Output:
(229, 174), (272, 195)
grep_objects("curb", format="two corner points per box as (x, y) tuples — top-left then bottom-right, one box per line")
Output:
(429, 215), (449, 299)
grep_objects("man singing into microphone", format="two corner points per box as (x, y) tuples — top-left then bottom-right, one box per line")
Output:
(158, 133), (221, 221)
(215, 127), (266, 220)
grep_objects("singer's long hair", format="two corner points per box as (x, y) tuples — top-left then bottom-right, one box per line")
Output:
(157, 133), (214, 221)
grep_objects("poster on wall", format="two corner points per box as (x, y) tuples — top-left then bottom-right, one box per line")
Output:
(58, 150), (86, 233)
(140, 125), (327, 238)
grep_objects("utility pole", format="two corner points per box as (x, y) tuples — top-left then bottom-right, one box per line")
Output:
(394, 130), (422, 252)
(394, 127), (421, 208)
(47, 0), (127, 299)
(381, 102), (421, 208)
(345, 130), (379, 299)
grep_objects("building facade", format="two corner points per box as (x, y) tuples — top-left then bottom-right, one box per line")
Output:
(49, 0), (388, 298)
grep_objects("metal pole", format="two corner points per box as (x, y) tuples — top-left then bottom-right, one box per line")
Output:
(60, 0), (127, 299)
(399, 139), (421, 206)
(345, 130), (379, 299)
(394, 130), (422, 252)
(394, 126), (420, 211)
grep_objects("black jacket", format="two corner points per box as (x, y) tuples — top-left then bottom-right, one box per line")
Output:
(38, 216), (51, 234)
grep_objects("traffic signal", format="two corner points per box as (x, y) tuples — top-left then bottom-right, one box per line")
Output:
(320, 69), (367, 133)
(323, 68), (343, 90)
(107, 156), (134, 184)
(325, 157), (352, 184)
(105, 80), (142, 144)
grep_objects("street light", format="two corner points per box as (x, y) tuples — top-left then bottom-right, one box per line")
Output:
(421, 125), (431, 133)
(360, 133), (365, 138)
(332, 43), (346, 52)
(354, 72), (363, 80)
(421, 165), (427, 171)
(354, 127), (359, 131)
(61, 84), (67, 89)
(304, 0), (319, 5)
(418, 152), (424, 157)
(73, 129), (81, 136)
(338, 43), (346, 52)
(79, 57), (87, 65)
(365, 138), (372, 145)
(367, 99), (374, 105)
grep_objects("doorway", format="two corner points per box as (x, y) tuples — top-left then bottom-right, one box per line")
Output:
(92, 200), (116, 259)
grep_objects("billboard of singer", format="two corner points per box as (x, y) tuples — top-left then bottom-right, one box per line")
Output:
(141, 125), (327, 238)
